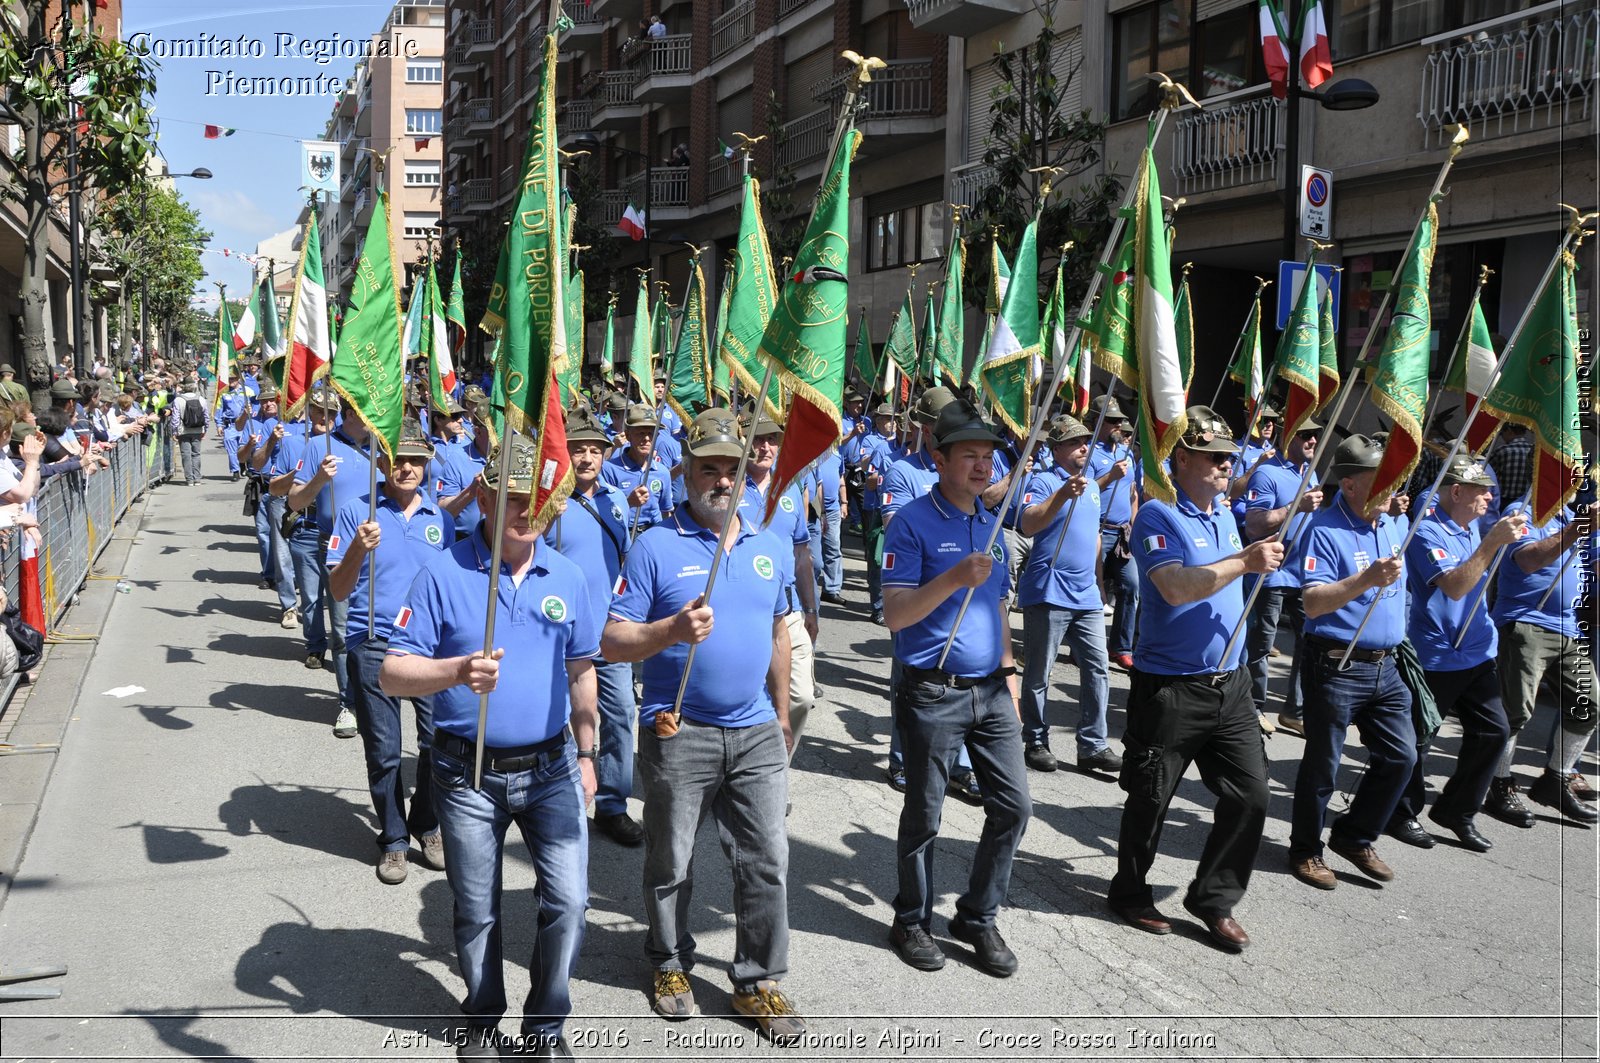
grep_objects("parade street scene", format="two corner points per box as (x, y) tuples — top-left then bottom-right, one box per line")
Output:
(0, 0), (1596, 1060)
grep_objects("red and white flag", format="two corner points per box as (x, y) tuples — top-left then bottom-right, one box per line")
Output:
(282, 204), (332, 417)
(1259, 0), (1291, 99)
(618, 202), (647, 241)
(1298, 0), (1333, 89)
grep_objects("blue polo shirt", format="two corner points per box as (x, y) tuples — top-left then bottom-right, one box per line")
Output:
(261, 421), (308, 477)
(603, 450), (674, 528)
(1244, 457), (1318, 588)
(808, 450), (842, 517)
(1406, 508), (1496, 670)
(741, 476), (809, 603)
(1300, 494), (1407, 650)
(842, 433), (895, 511)
(655, 431), (683, 470)
(217, 389), (248, 430)
(881, 486), (1012, 678)
(1130, 488), (1248, 675)
(243, 414), (280, 454)
(435, 441), (489, 537)
(655, 402), (683, 438)
(292, 430), (383, 538)
(543, 481), (632, 647)
(1013, 469), (1103, 611)
(1088, 441), (1140, 525)
(326, 491), (451, 649)
(881, 449), (938, 521)
(389, 527), (599, 746)
(609, 507), (791, 728)
(1493, 504), (1580, 639)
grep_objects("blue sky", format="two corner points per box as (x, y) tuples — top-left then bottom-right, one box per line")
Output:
(126, 1), (396, 307)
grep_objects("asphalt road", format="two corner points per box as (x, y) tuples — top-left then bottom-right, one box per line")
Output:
(0, 444), (1595, 1061)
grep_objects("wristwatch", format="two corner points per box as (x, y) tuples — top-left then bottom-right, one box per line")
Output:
(576, 747), (599, 760)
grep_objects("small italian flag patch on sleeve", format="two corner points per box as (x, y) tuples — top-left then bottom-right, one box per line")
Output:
(613, 575), (628, 596)
(1304, 556), (1318, 572)
(1431, 547), (1449, 561)
(327, 534), (341, 552)
(394, 607), (412, 629)
(883, 551), (896, 571)
(1141, 535), (1165, 553)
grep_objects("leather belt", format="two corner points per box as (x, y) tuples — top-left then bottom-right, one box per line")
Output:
(902, 664), (1007, 691)
(1307, 636), (1393, 663)
(1179, 669), (1237, 687)
(434, 725), (571, 773)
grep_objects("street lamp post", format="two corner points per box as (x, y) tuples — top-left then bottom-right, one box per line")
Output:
(138, 168), (212, 367)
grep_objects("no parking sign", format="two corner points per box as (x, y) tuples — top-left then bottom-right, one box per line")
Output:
(1299, 165), (1333, 240)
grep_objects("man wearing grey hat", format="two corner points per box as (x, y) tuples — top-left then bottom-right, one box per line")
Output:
(841, 402), (897, 622)
(882, 397), (1029, 979)
(1109, 406), (1279, 951)
(1290, 434), (1416, 890)
(1392, 455), (1527, 850)
(603, 404), (675, 531)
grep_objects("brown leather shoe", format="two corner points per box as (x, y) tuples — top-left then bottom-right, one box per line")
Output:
(1108, 901), (1172, 935)
(1570, 772), (1597, 801)
(1290, 854), (1336, 890)
(1328, 839), (1395, 882)
(1183, 899), (1250, 950)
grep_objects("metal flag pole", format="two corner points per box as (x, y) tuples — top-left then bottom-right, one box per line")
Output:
(1334, 208), (1594, 669)
(471, 419), (518, 789)
(365, 439), (378, 639)
(1043, 395), (1112, 568)
(1535, 542), (1584, 611)
(1207, 277), (1272, 411)
(1418, 265), (1495, 439)
(934, 74), (1198, 671)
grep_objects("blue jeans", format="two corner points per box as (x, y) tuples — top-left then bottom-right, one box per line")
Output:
(892, 673), (1031, 930)
(348, 640), (436, 850)
(887, 658), (973, 774)
(1289, 651), (1417, 858)
(1099, 525), (1139, 656)
(327, 577), (351, 708)
(1246, 585), (1304, 718)
(223, 426), (242, 472)
(638, 718), (789, 989)
(593, 659), (636, 817)
(1020, 604), (1111, 755)
(260, 495), (296, 611)
(288, 524), (327, 657)
(431, 740), (588, 1042)
(808, 510), (843, 595)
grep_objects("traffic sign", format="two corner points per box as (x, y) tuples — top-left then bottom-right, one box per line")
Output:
(1276, 261), (1341, 331)
(1299, 164), (1333, 240)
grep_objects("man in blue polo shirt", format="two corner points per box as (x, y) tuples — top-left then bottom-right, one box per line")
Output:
(237, 382), (297, 624)
(604, 403), (674, 534)
(1243, 417), (1322, 737)
(1228, 402), (1280, 521)
(268, 387), (336, 677)
(326, 419), (451, 884)
(217, 375), (251, 481)
(1012, 414), (1120, 775)
(842, 403), (897, 623)
(1290, 434), (1416, 890)
(882, 397), (1029, 980)
(1086, 394), (1141, 671)
(808, 445), (845, 605)
(1392, 455), (1526, 852)
(1487, 496), (1599, 824)
(381, 434), (599, 1060)
(603, 407), (805, 1045)
(290, 396), (383, 738)
(544, 406), (644, 848)
(436, 394), (494, 540)
(1108, 405), (1278, 952)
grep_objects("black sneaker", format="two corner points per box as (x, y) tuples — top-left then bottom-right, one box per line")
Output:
(1529, 768), (1600, 824)
(455, 1027), (504, 1059)
(1485, 777), (1536, 828)
(948, 918), (1018, 977)
(888, 921), (945, 971)
(820, 590), (846, 605)
(1078, 747), (1124, 774)
(887, 765), (907, 793)
(1024, 744), (1058, 772)
(871, 609), (886, 626)
(595, 811), (645, 847)
(948, 771), (983, 805)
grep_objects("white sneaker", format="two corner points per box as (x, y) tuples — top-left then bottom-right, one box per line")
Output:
(333, 707), (358, 738)
(280, 608), (297, 629)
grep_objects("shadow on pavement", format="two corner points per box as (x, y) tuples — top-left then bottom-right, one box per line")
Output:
(209, 632), (308, 662)
(218, 781), (374, 860)
(210, 682), (339, 726)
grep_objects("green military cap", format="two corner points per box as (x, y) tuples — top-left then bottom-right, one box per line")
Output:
(1176, 405), (1239, 454)
(624, 402), (659, 429)
(932, 397), (1004, 448)
(1045, 414), (1092, 445)
(911, 385), (956, 426)
(739, 403), (783, 437)
(0, 364), (15, 375)
(12, 423), (37, 440)
(48, 379), (77, 400)
(1330, 434), (1384, 477)
(684, 407), (744, 459)
(393, 417), (435, 460)
(1258, 401), (1283, 423)
(565, 406), (611, 445)
(1088, 393), (1128, 423)
(1441, 454), (1494, 488)
(255, 381), (280, 402)
(306, 385), (341, 412)
(482, 434), (539, 492)
(871, 402), (898, 418)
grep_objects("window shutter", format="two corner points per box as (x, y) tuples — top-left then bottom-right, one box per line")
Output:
(1196, 0), (1251, 21)
(965, 60), (1005, 163)
(786, 47), (835, 109)
(718, 88), (754, 144)
(1051, 27), (1085, 116)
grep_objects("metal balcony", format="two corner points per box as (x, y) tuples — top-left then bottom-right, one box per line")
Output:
(462, 96), (495, 134)
(462, 177), (495, 214)
(628, 34), (692, 103)
(598, 188), (627, 228)
(1419, 6), (1597, 148)
(815, 57), (938, 148)
(592, 70), (642, 131)
(777, 0), (822, 21)
(563, 1), (607, 47)
(464, 16), (496, 56)
(707, 152), (737, 199)
(776, 109), (830, 171)
(448, 39), (482, 77)
(948, 162), (996, 207)
(712, 1), (755, 61)
(904, 0), (1029, 37)
(560, 97), (595, 145)
(590, 0), (643, 25)
(445, 116), (479, 151)
(1171, 87), (1282, 195)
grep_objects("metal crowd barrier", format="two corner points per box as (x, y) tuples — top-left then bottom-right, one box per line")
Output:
(0, 424), (173, 631)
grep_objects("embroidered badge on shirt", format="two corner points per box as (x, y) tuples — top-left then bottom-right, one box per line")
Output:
(780, 495), (795, 512)
(1142, 535), (1166, 552)
(1229, 533), (1242, 549)
(1431, 547), (1449, 561)
(1354, 550), (1371, 571)
(883, 551), (895, 571)
(328, 534), (341, 551)
(424, 524), (444, 545)
(753, 555), (775, 580)
(1304, 556), (1318, 572)
(613, 575), (628, 595)
(541, 595), (568, 622)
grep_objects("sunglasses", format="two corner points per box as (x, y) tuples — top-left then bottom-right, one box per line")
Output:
(1296, 429), (1320, 440)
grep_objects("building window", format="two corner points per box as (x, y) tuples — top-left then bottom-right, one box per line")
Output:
(404, 160), (442, 187)
(403, 213), (439, 239)
(1327, 0), (1536, 61)
(1112, 1), (1191, 122)
(866, 198), (944, 272)
(405, 108), (442, 134)
(406, 59), (443, 83)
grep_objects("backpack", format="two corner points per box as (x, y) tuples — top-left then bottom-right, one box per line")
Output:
(181, 397), (207, 431)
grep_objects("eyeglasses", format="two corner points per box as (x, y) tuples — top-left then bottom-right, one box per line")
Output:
(1296, 429), (1320, 440)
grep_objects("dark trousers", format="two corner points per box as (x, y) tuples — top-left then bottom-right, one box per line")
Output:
(1246, 586), (1305, 718)
(892, 673), (1031, 931)
(1290, 652), (1417, 858)
(861, 508), (884, 611)
(1109, 667), (1268, 916)
(1397, 660), (1509, 821)
(1099, 525), (1138, 655)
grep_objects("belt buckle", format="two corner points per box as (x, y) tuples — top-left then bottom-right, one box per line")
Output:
(1206, 671), (1229, 687)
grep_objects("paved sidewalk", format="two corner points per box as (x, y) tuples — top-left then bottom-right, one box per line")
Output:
(0, 445), (1594, 1060)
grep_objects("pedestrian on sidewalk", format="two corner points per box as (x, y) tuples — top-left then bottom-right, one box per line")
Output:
(171, 380), (209, 485)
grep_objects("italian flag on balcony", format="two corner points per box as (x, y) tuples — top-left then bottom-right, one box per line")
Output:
(1259, 0), (1291, 99)
(618, 201), (646, 241)
(1298, 0), (1334, 90)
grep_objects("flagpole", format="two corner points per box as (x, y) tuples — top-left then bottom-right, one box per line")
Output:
(471, 420), (517, 789)
(365, 444), (378, 639)
(1450, 490), (1529, 650)
(1043, 396), (1113, 568)
(1333, 212), (1592, 669)
(1417, 265), (1494, 445)
(1207, 277), (1271, 411)
(932, 75), (1194, 671)
(1535, 545), (1583, 611)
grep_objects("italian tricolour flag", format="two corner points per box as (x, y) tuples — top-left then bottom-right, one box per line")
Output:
(1451, 296), (1500, 454)
(282, 203), (332, 418)
(1259, 0), (1291, 99)
(1298, 0), (1333, 89)
(1132, 136), (1186, 504)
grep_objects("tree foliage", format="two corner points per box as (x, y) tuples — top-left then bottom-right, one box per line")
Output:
(967, 1), (1122, 313)
(94, 184), (210, 343)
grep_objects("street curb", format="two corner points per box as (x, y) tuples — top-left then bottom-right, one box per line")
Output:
(0, 488), (153, 913)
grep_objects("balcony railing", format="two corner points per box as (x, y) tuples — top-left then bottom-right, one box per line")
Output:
(817, 58), (934, 118)
(1419, 7), (1597, 147)
(596, 69), (640, 106)
(563, 97), (594, 131)
(712, 1), (756, 60)
(708, 152), (737, 198)
(463, 96), (495, 125)
(466, 17), (496, 48)
(461, 178), (495, 210)
(777, 0), (816, 19)
(598, 189), (626, 227)
(776, 109), (830, 169)
(568, 2), (602, 26)
(627, 33), (691, 77)
(949, 162), (995, 207)
(621, 165), (688, 208)
(1171, 88), (1282, 195)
